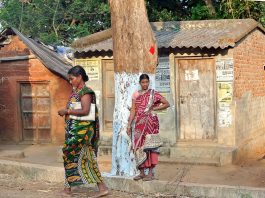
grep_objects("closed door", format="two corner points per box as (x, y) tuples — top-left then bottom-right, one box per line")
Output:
(102, 60), (115, 131)
(177, 58), (216, 140)
(20, 83), (51, 143)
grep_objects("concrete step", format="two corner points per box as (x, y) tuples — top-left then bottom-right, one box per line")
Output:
(170, 142), (236, 166)
(0, 150), (25, 159)
(159, 156), (220, 166)
(98, 145), (171, 156)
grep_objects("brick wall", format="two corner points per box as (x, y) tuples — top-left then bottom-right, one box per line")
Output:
(0, 36), (30, 57)
(234, 29), (265, 98)
(233, 28), (265, 161)
(0, 35), (71, 143)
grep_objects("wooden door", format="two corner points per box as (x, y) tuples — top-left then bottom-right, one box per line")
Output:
(102, 60), (115, 131)
(20, 83), (51, 143)
(177, 58), (216, 140)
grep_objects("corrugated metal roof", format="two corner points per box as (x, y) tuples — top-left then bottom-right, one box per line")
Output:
(72, 19), (264, 53)
(0, 28), (72, 80)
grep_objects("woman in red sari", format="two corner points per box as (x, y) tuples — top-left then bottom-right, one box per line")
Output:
(127, 74), (170, 181)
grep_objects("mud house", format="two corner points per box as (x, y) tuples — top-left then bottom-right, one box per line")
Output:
(71, 19), (265, 165)
(0, 28), (72, 144)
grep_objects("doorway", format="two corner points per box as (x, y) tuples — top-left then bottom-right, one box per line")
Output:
(20, 82), (51, 143)
(102, 60), (115, 132)
(176, 58), (216, 140)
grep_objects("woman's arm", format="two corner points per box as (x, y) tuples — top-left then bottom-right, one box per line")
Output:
(153, 97), (170, 111)
(127, 99), (136, 135)
(58, 94), (92, 116)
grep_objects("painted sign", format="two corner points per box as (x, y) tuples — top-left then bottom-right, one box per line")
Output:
(155, 57), (170, 93)
(74, 59), (100, 80)
(217, 82), (233, 106)
(185, 70), (199, 81)
(216, 59), (234, 81)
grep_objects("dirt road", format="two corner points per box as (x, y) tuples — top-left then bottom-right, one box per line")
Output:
(0, 174), (190, 198)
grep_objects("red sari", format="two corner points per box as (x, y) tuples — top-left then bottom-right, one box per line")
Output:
(133, 89), (162, 169)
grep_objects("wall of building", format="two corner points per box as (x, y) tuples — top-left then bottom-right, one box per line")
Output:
(0, 35), (71, 143)
(233, 28), (265, 161)
(168, 48), (237, 146)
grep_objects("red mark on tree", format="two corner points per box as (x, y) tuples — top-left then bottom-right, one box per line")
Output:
(149, 46), (155, 55)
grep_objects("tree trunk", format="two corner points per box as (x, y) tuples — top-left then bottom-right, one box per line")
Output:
(109, 0), (158, 176)
(204, 0), (216, 16)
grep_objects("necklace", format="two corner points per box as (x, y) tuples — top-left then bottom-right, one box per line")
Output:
(140, 89), (149, 95)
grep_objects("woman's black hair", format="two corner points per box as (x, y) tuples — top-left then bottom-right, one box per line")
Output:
(139, 74), (149, 82)
(68, 65), (89, 82)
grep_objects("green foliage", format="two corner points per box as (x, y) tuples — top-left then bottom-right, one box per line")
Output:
(0, 0), (264, 45)
(0, 0), (110, 45)
(191, 3), (213, 20)
(219, 0), (265, 27)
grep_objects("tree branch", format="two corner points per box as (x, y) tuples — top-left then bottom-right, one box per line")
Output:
(204, 0), (216, 16)
(52, 0), (60, 38)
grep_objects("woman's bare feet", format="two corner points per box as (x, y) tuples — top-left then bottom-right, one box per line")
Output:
(133, 174), (145, 181)
(57, 188), (72, 196)
(133, 169), (145, 181)
(88, 182), (109, 198)
(88, 189), (109, 198)
(143, 169), (154, 181)
(142, 174), (153, 181)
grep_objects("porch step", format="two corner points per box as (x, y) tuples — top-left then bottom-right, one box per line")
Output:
(169, 142), (237, 166)
(98, 145), (171, 156)
(159, 156), (220, 166)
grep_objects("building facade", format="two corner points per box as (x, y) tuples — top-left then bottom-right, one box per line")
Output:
(72, 19), (265, 165)
(0, 28), (72, 144)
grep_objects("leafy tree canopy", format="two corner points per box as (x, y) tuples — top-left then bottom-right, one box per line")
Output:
(0, 0), (264, 45)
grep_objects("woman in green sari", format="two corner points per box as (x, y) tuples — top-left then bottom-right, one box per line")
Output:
(58, 66), (108, 197)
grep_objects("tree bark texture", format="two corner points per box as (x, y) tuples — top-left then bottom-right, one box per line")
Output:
(109, 0), (158, 73)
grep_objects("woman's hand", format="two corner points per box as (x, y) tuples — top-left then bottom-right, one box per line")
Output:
(127, 126), (132, 136)
(58, 109), (68, 116)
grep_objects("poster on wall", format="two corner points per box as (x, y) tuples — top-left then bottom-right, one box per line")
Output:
(217, 82), (233, 106)
(74, 59), (100, 81)
(184, 69), (199, 81)
(155, 57), (171, 93)
(217, 82), (233, 127)
(218, 106), (232, 127)
(216, 59), (234, 81)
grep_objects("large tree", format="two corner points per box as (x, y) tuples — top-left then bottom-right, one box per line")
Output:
(109, 0), (158, 176)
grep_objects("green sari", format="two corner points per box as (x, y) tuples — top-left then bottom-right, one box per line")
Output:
(63, 86), (103, 188)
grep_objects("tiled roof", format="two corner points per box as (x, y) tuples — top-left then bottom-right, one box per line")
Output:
(72, 19), (264, 52)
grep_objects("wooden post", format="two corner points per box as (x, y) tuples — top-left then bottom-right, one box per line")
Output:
(109, 0), (158, 176)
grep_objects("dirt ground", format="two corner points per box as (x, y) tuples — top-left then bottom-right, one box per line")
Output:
(0, 174), (191, 198)
(0, 144), (265, 188)
(98, 156), (265, 188)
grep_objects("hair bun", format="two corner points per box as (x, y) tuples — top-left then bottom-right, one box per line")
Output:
(84, 74), (89, 82)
